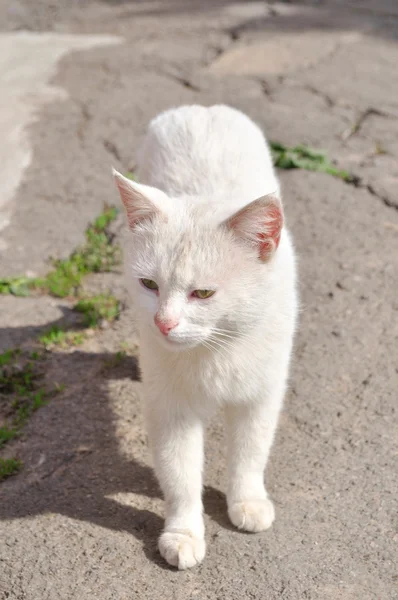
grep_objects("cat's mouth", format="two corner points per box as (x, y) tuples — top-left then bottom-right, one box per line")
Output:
(154, 330), (205, 352)
(150, 321), (212, 351)
(161, 336), (200, 351)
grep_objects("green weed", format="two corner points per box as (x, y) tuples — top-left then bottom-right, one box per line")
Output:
(0, 426), (19, 448)
(0, 355), (38, 396)
(0, 206), (120, 298)
(0, 276), (43, 297)
(0, 349), (19, 367)
(0, 457), (22, 481)
(74, 295), (120, 327)
(102, 349), (127, 370)
(38, 293), (121, 348)
(39, 326), (85, 348)
(39, 327), (68, 346)
(270, 142), (356, 182)
(0, 349), (63, 455)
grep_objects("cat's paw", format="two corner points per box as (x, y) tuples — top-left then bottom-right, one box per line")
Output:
(228, 498), (275, 532)
(158, 530), (206, 570)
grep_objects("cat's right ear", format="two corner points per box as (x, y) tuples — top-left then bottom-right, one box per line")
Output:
(112, 169), (167, 230)
(222, 193), (283, 261)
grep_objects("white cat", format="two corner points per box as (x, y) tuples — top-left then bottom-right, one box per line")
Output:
(113, 105), (298, 570)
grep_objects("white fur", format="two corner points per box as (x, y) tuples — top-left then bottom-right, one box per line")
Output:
(114, 105), (297, 570)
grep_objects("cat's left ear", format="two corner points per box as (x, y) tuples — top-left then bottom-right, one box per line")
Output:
(112, 169), (168, 230)
(223, 194), (283, 261)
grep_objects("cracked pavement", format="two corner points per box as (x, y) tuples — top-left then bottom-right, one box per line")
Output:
(0, 1), (397, 599)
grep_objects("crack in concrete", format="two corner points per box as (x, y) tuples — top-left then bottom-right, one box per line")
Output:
(103, 139), (122, 164)
(76, 101), (92, 141)
(258, 78), (274, 99)
(342, 173), (398, 211)
(365, 183), (398, 210)
(228, 28), (241, 42)
(151, 67), (201, 92)
(341, 107), (393, 140)
(303, 84), (336, 108)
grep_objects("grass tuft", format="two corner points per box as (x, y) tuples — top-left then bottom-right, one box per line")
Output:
(0, 426), (19, 447)
(0, 349), (63, 455)
(39, 326), (85, 348)
(74, 295), (120, 328)
(38, 294), (120, 348)
(0, 457), (22, 482)
(102, 349), (127, 370)
(0, 206), (120, 298)
(270, 142), (356, 182)
(0, 349), (20, 367)
(0, 277), (43, 297)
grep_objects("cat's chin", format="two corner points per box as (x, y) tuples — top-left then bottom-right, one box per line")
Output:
(156, 335), (201, 352)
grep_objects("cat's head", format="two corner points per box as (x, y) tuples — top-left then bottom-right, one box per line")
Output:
(113, 170), (283, 351)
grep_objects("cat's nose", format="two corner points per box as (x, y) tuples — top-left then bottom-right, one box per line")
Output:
(154, 314), (179, 336)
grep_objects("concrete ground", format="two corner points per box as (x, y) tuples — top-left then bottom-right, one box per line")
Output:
(0, 1), (397, 598)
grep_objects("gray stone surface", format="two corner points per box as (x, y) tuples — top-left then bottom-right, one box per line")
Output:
(0, 2), (397, 599)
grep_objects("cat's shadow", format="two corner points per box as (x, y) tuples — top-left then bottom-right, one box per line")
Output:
(0, 319), (231, 568)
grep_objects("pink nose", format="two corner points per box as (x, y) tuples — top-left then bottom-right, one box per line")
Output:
(154, 314), (179, 336)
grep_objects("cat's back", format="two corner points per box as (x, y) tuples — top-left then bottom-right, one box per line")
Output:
(137, 105), (277, 199)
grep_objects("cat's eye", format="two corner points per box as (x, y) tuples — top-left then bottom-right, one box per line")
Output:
(140, 278), (159, 291)
(192, 289), (216, 299)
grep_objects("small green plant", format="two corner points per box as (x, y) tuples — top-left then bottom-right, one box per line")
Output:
(39, 326), (86, 348)
(270, 142), (355, 182)
(0, 349), (19, 367)
(0, 349), (63, 455)
(102, 349), (127, 370)
(0, 425), (18, 448)
(39, 326), (67, 346)
(0, 276), (43, 297)
(0, 457), (22, 481)
(0, 206), (120, 298)
(74, 295), (120, 327)
(0, 354), (38, 396)
(38, 293), (121, 348)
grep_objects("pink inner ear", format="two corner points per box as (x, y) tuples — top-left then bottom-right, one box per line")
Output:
(225, 195), (284, 262)
(258, 203), (283, 260)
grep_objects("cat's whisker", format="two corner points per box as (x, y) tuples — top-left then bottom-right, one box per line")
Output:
(211, 327), (236, 335)
(209, 340), (235, 354)
(207, 336), (236, 359)
(212, 332), (237, 343)
(211, 330), (236, 340)
(202, 339), (226, 358)
(202, 340), (215, 353)
(211, 329), (242, 342)
(202, 336), (225, 353)
(209, 334), (237, 349)
(212, 328), (252, 349)
(204, 343), (229, 359)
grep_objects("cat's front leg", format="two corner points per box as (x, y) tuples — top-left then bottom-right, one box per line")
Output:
(146, 400), (205, 570)
(225, 398), (282, 533)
